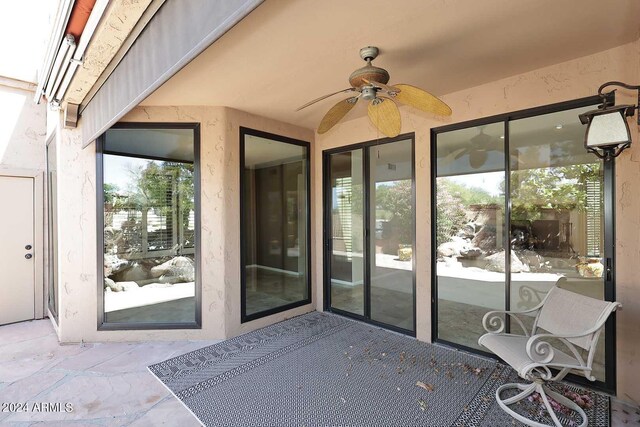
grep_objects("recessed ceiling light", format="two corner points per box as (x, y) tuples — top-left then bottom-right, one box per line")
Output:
(500, 135), (505, 139)
(555, 124), (563, 130)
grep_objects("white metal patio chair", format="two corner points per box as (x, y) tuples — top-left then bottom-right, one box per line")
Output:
(478, 285), (621, 427)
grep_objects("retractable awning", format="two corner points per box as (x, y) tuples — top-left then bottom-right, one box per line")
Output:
(81, 0), (263, 148)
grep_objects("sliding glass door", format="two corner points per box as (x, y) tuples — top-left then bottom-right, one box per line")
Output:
(325, 136), (415, 334)
(432, 97), (614, 390)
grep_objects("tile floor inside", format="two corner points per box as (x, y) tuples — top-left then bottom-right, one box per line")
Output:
(0, 317), (637, 426)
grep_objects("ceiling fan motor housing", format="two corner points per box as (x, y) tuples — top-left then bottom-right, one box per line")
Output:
(349, 65), (390, 88)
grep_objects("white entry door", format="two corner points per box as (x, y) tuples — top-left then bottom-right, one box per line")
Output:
(0, 175), (35, 325)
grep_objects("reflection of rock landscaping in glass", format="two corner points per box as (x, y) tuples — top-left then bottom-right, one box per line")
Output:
(576, 258), (604, 278)
(103, 253), (196, 324)
(103, 254), (196, 323)
(104, 255), (194, 290)
(397, 244), (412, 261)
(436, 156), (605, 272)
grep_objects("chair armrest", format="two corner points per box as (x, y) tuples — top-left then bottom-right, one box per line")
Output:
(526, 333), (582, 364)
(481, 305), (542, 336)
(525, 311), (619, 360)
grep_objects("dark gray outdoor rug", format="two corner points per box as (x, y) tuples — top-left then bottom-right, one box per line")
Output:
(148, 312), (609, 426)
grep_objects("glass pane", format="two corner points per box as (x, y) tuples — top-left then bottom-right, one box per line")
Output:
(102, 128), (196, 324)
(46, 139), (58, 322)
(242, 134), (309, 317)
(509, 105), (606, 381)
(329, 149), (365, 315)
(369, 139), (414, 330)
(435, 123), (506, 350)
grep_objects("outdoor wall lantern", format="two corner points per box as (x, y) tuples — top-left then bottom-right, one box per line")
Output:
(579, 81), (640, 161)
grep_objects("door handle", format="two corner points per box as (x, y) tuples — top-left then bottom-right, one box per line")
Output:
(25, 254), (33, 259)
(25, 244), (32, 250)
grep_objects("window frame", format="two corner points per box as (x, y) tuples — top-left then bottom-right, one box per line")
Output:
(46, 133), (59, 324)
(97, 122), (202, 330)
(430, 94), (617, 393)
(239, 127), (312, 323)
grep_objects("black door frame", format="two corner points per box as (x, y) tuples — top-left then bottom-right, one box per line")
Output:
(323, 133), (417, 336)
(430, 94), (617, 393)
(239, 127), (312, 323)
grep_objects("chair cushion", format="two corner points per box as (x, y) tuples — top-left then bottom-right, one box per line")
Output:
(479, 333), (578, 379)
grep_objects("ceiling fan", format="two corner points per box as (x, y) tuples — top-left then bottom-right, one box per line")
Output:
(441, 127), (524, 170)
(296, 46), (452, 137)
(452, 128), (501, 169)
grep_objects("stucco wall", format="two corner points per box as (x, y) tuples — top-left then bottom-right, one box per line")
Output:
(0, 81), (47, 321)
(0, 83), (46, 173)
(315, 39), (640, 402)
(54, 105), (314, 343)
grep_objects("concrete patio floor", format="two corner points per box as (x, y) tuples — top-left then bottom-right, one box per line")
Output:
(0, 318), (638, 426)
(0, 319), (219, 426)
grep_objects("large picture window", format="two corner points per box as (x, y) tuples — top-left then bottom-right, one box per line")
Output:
(240, 128), (311, 322)
(432, 96), (615, 391)
(98, 123), (200, 328)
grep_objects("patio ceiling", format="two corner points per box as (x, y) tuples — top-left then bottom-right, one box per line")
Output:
(140, 0), (640, 131)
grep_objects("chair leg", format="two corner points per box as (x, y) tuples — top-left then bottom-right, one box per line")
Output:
(544, 387), (588, 427)
(495, 381), (588, 427)
(500, 382), (537, 405)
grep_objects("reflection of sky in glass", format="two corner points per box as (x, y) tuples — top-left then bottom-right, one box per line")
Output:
(447, 172), (504, 196)
(103, 154), (156, 192)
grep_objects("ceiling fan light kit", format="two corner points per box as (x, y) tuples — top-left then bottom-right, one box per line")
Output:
(297, 46), (452, 137)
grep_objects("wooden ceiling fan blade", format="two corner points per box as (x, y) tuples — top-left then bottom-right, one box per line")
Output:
(296, 88), (356, 111)
(317, 97), (359, 134)
(392, 84), (452, 116)
(452, 147), (468, 160)
(367, 98), (401, 138)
